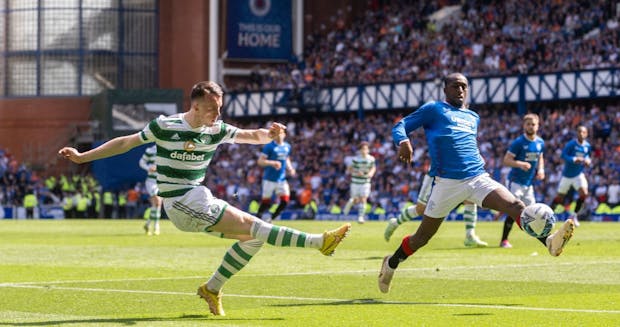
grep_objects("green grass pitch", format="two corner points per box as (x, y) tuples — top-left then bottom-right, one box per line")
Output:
(1, 219), (619, 326)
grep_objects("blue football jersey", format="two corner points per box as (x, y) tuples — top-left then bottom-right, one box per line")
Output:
(561, 139), (591, 178)
(261, 141), (292, 182)
(507, 135), (545, 186)
(392, 101), (486, 179)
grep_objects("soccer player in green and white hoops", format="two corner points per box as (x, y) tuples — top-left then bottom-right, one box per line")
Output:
(384, 173), (488, 247)
(58, 81), (351, 316)
(343, 141), (376, 224)
(139, 144), (162, 235)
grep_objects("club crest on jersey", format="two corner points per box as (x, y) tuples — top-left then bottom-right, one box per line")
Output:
(208, 204), (220, 215)
(184, 140), (196, 152)
(197, 134), (211, 144)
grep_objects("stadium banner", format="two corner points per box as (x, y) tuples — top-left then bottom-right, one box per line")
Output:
(226, 0), (292, 61)
(39, 205), (65, 219)
(91, 142), (150, 191)
(0, 206), (62, 219)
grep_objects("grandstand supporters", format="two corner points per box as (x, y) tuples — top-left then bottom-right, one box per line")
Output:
(233, 0), (619, 91)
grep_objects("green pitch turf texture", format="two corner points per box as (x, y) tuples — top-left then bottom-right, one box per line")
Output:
(1, 219), (619, 326)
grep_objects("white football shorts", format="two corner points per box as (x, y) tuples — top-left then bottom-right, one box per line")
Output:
(163, 186), (228, 233)
(417, 174), (433, 205)
(261, 180), (290, 199)
(145, 178), (159, 197)
(425, 173), (503, 218)
(506, 180), (535, 206)
(557, 173), (588, 194)
(350, 182), (371, 198)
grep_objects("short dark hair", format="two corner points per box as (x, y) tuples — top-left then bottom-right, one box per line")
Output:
(443, 73), (467, 88)
(190, 81), (224, 100)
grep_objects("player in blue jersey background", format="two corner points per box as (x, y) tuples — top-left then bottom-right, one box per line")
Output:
(499, 113), (546, 248)
(378, 73), (575, 294)
(550, 125), (592, 227)
(256, 128), (296, 222)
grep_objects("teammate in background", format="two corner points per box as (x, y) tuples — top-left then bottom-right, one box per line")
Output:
(139, 144), (163, 235)
(58, 81), (350, 316)
(256, 128), (296, 222)
(378, 73), (575, 294)
(549, 125), (592, 227)
(343, 141), (376, 224)
(384, 173), (488, 247)
(499, 114), (545, 248)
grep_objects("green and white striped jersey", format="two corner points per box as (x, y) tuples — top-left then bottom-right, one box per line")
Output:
(349, 154), (376, 184)
(139, 114), (238, 198)
(139, 145), (158, 181)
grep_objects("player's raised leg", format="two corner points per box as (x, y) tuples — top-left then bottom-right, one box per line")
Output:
(545, 219), (575, 256)
(483, 187), (575, 256)
(212, 205), (351, 256)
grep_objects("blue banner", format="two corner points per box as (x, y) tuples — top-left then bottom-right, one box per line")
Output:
(91, 142), (149, 191)
(227, 0), (292, 60)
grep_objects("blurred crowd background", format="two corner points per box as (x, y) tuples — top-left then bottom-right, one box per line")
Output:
(235, 0), (619, 91)
(1, 0), (619, 219)
(2, 100), (618, 219)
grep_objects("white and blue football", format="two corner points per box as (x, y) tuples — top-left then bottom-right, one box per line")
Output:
(520, 203), (556, 238)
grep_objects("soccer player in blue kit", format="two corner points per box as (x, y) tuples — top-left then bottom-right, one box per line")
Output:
(378, 73), (575, 293)
(499, 113), (546, 248)
(256, 128), (296, 221)
(549, 125), (592, 227)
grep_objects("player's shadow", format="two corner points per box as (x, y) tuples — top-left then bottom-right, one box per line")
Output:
(272, 298), (522, 309)
(348, 256), (385, 261)
(433, 246), (496, 251)
(0, 314), (284, 326)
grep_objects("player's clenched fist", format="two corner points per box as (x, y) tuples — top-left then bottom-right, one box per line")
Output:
(58, 147), (84, 164)
(398, 140), (413, 164)
(268, 122), (286, 139)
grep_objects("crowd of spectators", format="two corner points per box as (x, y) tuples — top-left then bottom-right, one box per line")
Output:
(1, 100), (618, 219)
(235, 0), (620, 91)
(208, 100), (619, 217)
(0, 161), (158, 219)
(3, 1), (618, 219)
(0, 149), (42, 208)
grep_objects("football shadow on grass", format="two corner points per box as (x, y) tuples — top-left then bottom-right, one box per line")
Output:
(0, 314), (284, 326)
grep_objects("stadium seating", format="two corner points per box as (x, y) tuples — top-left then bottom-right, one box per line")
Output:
(233, 0), (619, 91)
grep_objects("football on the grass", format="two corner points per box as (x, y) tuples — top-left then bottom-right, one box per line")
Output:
(520, 203), (555, 238)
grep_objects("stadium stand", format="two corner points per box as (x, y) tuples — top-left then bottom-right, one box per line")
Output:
(0, 0), (618, 221)
(203, 100), (618, 220)
(233, 0), (619, 91)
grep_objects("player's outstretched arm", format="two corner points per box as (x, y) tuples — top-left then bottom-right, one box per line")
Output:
(235, 122), (286, 145)
(58, 133), (143, 164)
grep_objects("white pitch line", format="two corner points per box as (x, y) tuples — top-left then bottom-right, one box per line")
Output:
(0, 275), (207, 286)
(2, 284), (620, 315)
(2, 259), (618, 286)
